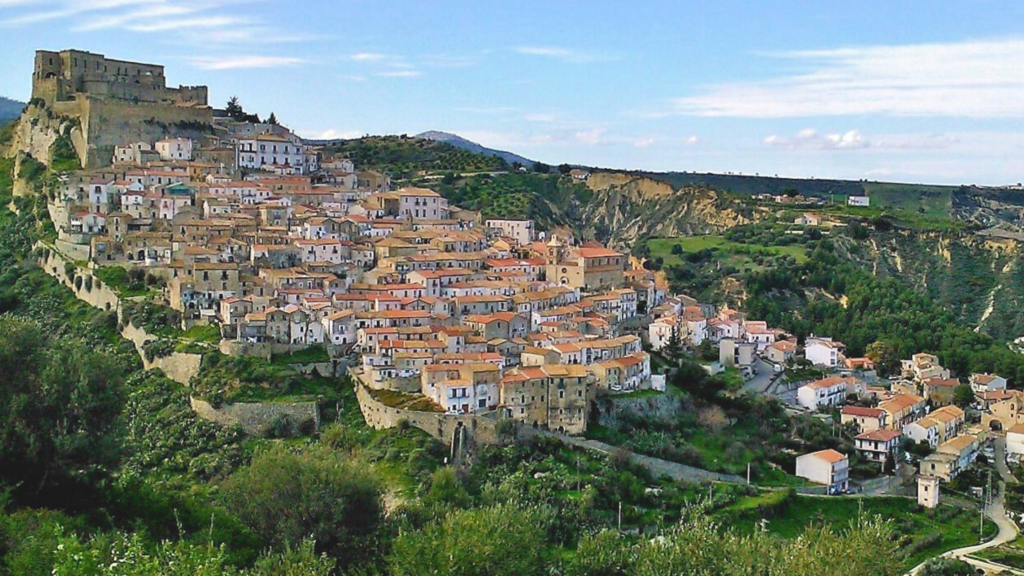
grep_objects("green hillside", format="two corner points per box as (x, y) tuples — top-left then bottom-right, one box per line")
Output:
(322, 134), (507, 178)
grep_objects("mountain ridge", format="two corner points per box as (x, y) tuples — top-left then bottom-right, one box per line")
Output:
(0, 96), (24, 124)
(414, 130), (535, 168)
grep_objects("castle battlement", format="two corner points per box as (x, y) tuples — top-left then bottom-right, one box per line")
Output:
(32, 49), (208, 108)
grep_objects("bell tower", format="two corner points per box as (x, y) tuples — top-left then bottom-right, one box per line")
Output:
(545, 234), (564, 266)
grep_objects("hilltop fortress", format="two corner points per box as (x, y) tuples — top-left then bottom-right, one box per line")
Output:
(14, 49), (213, 169)
(32, 49), (208, 107)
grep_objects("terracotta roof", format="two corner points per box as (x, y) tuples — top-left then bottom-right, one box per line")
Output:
(805, 449), (847, 464)
(842, 406), (884, 418)
(856, 429), (901, 442)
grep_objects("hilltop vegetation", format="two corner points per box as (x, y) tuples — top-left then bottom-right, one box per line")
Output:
(323, 135), (507, 178)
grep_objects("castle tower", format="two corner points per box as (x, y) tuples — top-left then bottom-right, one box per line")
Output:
(917, 475), (939, 509)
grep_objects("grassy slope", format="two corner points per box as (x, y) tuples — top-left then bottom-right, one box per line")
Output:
(972, 534), (1024, 569)
(727, 494), (996, 570)
(647, 235), (808, 268)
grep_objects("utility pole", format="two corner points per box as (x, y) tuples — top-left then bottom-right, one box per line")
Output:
(618, 501), (622, 532)
(747, 462), (751, 485)
(980, 470), (991, 541)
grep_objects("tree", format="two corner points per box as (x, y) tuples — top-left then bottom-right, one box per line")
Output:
(918, 557), (975, 576)
(866, 340), (900, 376)
(225, 96), (244, 120)
(532, 161), (550, 174)
(0, 318), (125, 503)
(220, 444), (383, 567)
(389, 504), (550, 576)
(50, 530), (334, 576)
(266, 112), (278, 125)
(572, 507), (901, 576)
(665, 322), (685, 359)
(953, 384), (975, 408)
(558, 163), (572, 175)
(670, 243), (683, 255)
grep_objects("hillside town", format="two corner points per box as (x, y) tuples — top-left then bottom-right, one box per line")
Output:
(31, 51), (1020, 506)
(8, 45), (1024, 575)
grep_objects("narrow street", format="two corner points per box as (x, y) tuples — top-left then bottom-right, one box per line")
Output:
(741, 358), (778, 394)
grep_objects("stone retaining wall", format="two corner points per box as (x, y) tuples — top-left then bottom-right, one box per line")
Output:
(355, 381), (501, 445)
(190, 397), (320, 436)
(38, 243), (202, 385)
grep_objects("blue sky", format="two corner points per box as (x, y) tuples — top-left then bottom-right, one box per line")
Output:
(2, 1), (1024, 185)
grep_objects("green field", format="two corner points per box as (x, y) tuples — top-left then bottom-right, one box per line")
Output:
(647, 235), (808, 267)
(728, 494), (995, 569)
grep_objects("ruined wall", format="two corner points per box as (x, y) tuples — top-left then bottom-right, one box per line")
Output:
(355, 382), (501, 445)
(190, 397), (320, 436)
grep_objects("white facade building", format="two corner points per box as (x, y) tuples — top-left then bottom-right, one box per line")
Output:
(155, 137), (193, 161)
(795, 449), (849, 493)
(236, 133), (318, 174)
(805, 336), (844, 368)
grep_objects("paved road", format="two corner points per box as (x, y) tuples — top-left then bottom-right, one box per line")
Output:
(908, 479), (1019, 575)
(995, 435), (1016, 484)
(548, 433), (745, 484)
(742, 358), (779, 394)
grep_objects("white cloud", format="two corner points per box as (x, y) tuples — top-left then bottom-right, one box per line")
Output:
(2, 0), (306, 50)
(763, 128), (867, 150)
(523, 113), (556, 123)
(350, 52), (389, 62)
(307, 129), (364, 140)
(190, 55), (305, 70)
(685, 135), (699, 145)
(128, 15), (246, 33)
(633, 137), (655, 148)
(457, 106), (517, 115)
(762, 128), (960, 151)
(375, 70), (422, 78)
(669, 38), (1024, 118)
(574, 128), (606, 145)
(513, 46), (616, 64)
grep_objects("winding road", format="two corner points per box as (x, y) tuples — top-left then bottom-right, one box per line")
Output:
(908, 436), (1020, 575)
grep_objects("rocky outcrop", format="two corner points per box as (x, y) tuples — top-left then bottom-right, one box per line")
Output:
(573, 173), (759, 248)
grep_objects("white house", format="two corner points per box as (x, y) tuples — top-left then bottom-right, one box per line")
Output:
(795, 449), (849, 494)
(486, 219), (535, 246)
(847, 195), (870, 207)
(971, 373), (1008, 394)
(904, 416), (941, 448)
(155, 137), (193, 161)
(805, 336), (844, 368)
(855, 429), (901, 463)
(797, 376), (852, 410)
(648, 315), (679, 351)
(236, 132), (317, 174)
(1007, 424), (1024, 457)
(112, 141), (152, 164)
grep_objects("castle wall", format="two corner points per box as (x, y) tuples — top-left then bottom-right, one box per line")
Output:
(78, 98), (213, 169)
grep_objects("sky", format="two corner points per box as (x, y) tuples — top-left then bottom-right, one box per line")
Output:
(1, 1), (1024, 185)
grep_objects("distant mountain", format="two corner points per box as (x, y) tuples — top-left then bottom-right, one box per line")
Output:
(0, 96), (24, 124)
(415, 131), (535, 168)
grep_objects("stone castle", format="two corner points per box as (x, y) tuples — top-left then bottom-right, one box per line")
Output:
(17, 49), (213, 169)
(32, 49), (208, 107)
